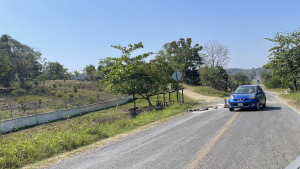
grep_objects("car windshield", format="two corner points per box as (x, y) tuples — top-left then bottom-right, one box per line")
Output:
(234, 86), (256, 94)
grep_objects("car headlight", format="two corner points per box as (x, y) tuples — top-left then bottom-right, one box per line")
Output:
(229, 95), (234, 100)
(249, 95), (256, 99)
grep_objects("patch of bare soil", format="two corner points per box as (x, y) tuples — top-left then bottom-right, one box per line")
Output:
(182, 86), (223, 102)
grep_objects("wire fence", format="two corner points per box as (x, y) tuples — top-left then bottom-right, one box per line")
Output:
(0, 93), (125, 121)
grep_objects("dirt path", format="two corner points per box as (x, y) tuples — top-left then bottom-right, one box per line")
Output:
(182, 85), (224, 102)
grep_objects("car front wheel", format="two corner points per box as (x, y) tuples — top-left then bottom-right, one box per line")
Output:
(263, 100), (266, 108)
(255, 101), (260, 111)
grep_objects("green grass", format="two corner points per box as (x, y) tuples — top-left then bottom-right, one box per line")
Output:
(0, 92), (196, 169)
(266, 88), (284, 93)
(194, 86), (230, 97)
(281, 92), (300, 105)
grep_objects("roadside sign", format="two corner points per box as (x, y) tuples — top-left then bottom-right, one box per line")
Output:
(172, 71), (182, 82)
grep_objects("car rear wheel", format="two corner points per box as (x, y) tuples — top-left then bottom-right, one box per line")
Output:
(229, 108), (234, 111)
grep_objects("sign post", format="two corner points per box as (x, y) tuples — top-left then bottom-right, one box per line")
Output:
(172, 71), (182, 103)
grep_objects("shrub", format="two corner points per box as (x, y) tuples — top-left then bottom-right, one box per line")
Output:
(87, 97), (95, 105)
(34, 81), (39, 88)
(25, 83), (33, 90)
(68, 93), (74, 98)
(73, 86), (78, 94)
(53, 84), (57, 89)
(17, 98), (27, 114)
(11, 91), (17, 97)
(55, 90), (64, 98)
(37, 98), (43, 108)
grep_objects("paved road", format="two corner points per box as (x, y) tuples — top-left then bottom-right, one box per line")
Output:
(48, 76), (300, 169)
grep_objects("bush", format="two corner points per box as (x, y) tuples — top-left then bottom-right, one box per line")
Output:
(265, 77), (289, 89)
(87, 97), (95, 105)
(25, 83), (33, 90)
(37, 98), (43, 108)
(55, 90), (64, 98)
(34, 81), (39, 88)
(53, 84), (57, 89)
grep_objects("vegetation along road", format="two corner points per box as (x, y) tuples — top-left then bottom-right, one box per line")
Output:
(46, 77), (300, 169)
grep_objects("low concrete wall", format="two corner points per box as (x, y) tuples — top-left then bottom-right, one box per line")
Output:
(37, 111), (58, 124)
(1, 95), (133, 133)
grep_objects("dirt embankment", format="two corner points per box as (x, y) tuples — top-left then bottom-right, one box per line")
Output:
(182, 85), (223, 102)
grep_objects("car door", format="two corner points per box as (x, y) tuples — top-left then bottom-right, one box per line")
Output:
(257, 86), (263, 104)
(259, 86), (266, 103)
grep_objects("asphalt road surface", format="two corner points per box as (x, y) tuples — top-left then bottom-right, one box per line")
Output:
(48, 76), (300, 169)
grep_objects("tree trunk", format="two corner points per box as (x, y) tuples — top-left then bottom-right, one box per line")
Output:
(208, 86), (210, 94)
(146, 95), (153, 110)
(133, 94), (136, 114)
(19, 72), (26, 89)
(281, 82), (283, 95)
(293, 77), (298, 92)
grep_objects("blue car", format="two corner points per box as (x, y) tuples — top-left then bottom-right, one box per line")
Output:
(228, 85), (266, 111)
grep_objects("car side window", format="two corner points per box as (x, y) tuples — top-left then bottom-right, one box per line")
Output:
(257, 86), (262, 92)
(257, 86), (263, 92)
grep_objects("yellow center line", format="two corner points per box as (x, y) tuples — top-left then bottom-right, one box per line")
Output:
(187, 111), (240, 169)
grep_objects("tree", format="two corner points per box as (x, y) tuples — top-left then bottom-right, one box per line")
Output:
(84, 64), (96, 81)
(73, 70), (79, 80)
(45, 62), (68, 80)
(102, 42), (173, 110)
(199, 66), (217, 94)
(66, 72), (73, 80)
(163, 38), (204, 83)
(233, 73), (250, 85)
(0, 34), (42, 88)
(203, 40), (230, 68)
(264, 29), (300, 92)
(0, 52), (13, 86)
(98, 58), (114, 74)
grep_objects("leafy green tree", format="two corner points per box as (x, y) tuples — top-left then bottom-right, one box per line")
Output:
(45, 62), (68, 80)
(98, 58), (114, 74)
(73, 70), (79, 80)
(233, 73), (250, 85)
(0, 34), (42, 88)
(52, 75), (57, 82)
(264, 29), (300, 92)
(0, 52), (13, 86)
(102, 42), (175, 110)
(84, 64), (96, 81)
(199, 66), (217, 94)
(163, 38), (204, 83)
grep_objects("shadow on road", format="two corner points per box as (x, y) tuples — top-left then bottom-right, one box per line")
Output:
(234, 106), (281, 112)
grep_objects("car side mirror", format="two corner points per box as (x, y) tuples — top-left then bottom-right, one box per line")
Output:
(258, 91), (262, 94)
(231, 92), (233, 94)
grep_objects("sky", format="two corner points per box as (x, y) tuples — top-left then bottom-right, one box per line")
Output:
(1, 0), (300, 72)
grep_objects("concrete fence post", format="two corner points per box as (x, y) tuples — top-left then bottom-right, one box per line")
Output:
(34, 102), (37, 115)
(10, 104), (13, 119)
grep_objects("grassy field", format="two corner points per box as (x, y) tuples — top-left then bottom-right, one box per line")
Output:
(0, 80), (108, 105)
(0, 92), (198, 169)
(194, 86), (231, 97)
(0, 80), (124, 121)
(261, 83), (300, 108)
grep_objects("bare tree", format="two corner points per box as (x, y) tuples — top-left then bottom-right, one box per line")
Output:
(203, 40), (230, 68)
